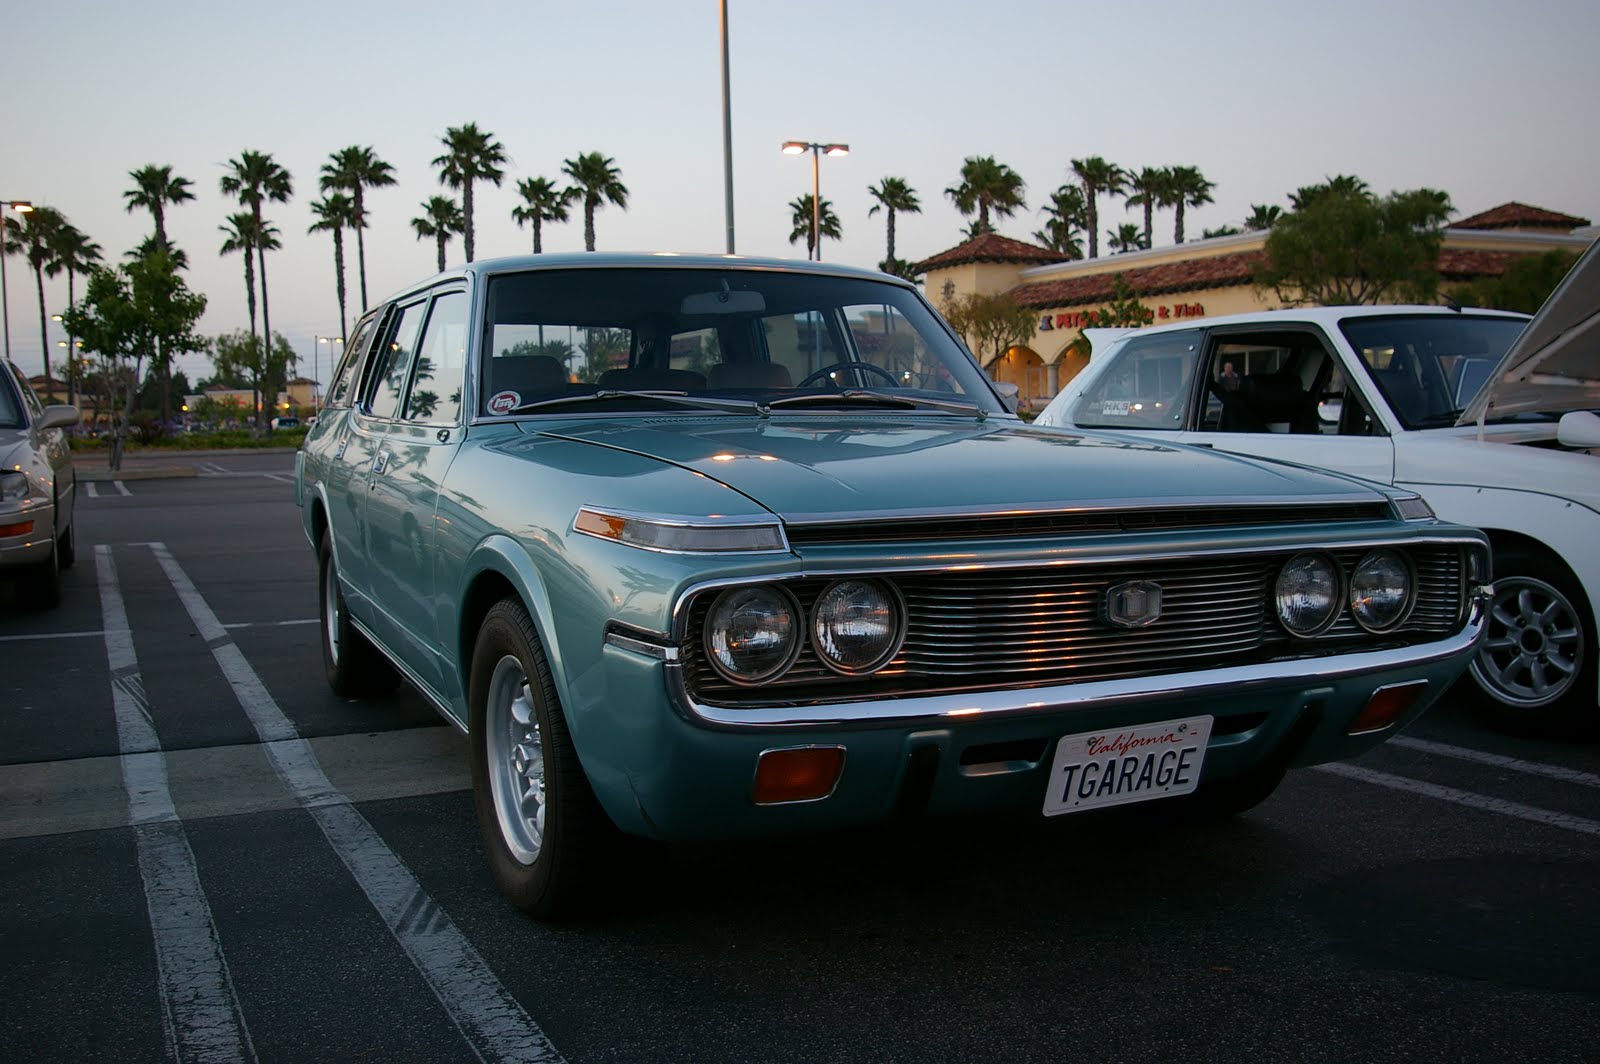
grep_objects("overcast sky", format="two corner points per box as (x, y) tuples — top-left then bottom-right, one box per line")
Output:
(4, 0), (1597, 385)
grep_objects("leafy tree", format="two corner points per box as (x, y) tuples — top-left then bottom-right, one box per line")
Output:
(562, 152), (629, 252)
(320, 145), (396, 311)
(1089, 274), (1156, 327)
(1108, 223), (1147, 254)
(137, 367), (191, 419)
(1254, 181), (1454, 305)
(123, 165), (194, 258)
(209, 329), (297, 431)
(412, 196), (464, 272)
(579, 327), (630, 381)
(1071, 156), (1125, 259)
(221, 150), (292, 421)
(1123, 166), (1171, 250)
(867, 176), (921, 276)
(60, 252), (206, 469)
(2, 206), (65, 391)
(512, 177), (577, 254)
(1448, 249), (1579, 314)
(218, 211), (280, 408)
(938, 290), (1035, 368)
(1167, 165), (1215, 244)
(44, 221), (102, 406)
(787, 194), (840, 259)
(1244, 204), (1283, 231)
(434, 123), (507, 262)
(308, 192), (356, 342)
(945, 156), (1026, 236)
(1033, 184), (1087, 259)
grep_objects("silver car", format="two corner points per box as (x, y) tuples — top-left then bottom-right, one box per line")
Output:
(0, 357), (77, 608)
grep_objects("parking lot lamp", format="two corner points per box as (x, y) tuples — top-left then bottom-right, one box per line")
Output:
(314, 335), (343, 406)
(781, 142), (847, 261)
(1, 200), (35, 361)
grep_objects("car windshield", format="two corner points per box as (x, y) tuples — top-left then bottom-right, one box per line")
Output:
(1338, 314), (1528, 429)
(478, 267), (1001, 418)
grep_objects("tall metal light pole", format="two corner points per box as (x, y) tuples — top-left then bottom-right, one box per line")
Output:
(720, 0), (735, 254)
(781, 142), (847, 261)
(314, 335), (342, 407)
(0, 200), (35, 361)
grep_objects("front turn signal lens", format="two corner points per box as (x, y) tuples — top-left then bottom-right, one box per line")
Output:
(752, 746), (846, 805)
(1348, 681), (1428, 735)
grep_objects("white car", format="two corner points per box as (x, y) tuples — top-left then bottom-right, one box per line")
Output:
(1036, 239), (1600, 732)
(1, 356), (78, 608)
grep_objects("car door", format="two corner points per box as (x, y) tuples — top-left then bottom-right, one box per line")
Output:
(315, 309), (387, 614)
(361, 286), (470, 696)
(1175, 324), (1396, 486)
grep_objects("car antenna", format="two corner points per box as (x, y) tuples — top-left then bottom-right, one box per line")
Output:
(1440, 293), (1462, 312)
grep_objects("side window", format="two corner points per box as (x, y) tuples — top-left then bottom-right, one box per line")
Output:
(403, 291), (468, 423)
(666, 326), (721, 377)
(1068, 330), (1200, 429)
(1200, 330), (1355, 435)
(365, 300), (428, 419)
(326, 311), (383, 410)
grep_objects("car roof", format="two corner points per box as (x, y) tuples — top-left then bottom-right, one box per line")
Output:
(1108, 302), (1529, 340)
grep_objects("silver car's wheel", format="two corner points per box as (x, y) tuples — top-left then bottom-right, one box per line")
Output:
(323, 560), (342, 666)
(1471, 575), (1584, 708)
(317, 530), (400, 697)
(484, 654), (545, 865)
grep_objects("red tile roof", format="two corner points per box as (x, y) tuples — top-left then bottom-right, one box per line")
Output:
(1452, 202), (1590, 231)
(1009, 251), (1264, 308)
(913, 233), (1070, 272)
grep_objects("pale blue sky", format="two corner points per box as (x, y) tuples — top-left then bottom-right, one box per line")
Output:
(4, 0), (1597, 384)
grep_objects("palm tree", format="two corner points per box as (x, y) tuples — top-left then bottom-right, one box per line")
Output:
(44, 223), (101, 405)
(308, 193), (356, 344)
(1290, 174), (1370, 210)
(1108, 223), (1147, 254)
(412, 196), (464, 272)
(1033, 184), (1087, 259)
(561, 153), (629, 252)
(1070, 156), (1126, 259)
(787, 195), (841, 259)
(1244, 204), (1283, 231)
(1167, 165), (1216, 244)
(433, 123), (506, 262)
(3, 206), (65, 393)
(1123, 167), (1171, 250)
(220, 151), (292, 427)
(320, 146), (396, 312)
(218, 211), (281, 417)
(123, 236), (190, 271)
(123, 165), (194, 256)
(944, 156), (1026, 236)
(511, 177), (576, 254)
(867, 177), (921, 275)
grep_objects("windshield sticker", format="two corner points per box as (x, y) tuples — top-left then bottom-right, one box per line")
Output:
(488, 390), (521, 415)
(1101, 400), (1132, 416)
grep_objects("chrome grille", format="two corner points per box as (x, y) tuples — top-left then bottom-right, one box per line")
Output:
(680, 546), (1467, 707)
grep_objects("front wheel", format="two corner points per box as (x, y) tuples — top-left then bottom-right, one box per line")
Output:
(17, 535), (61, 610)
(468, 598), (620, 918)
(318, 531), (400, 697)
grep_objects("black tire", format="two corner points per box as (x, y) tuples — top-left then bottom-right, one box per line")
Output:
(56, 487), (76, 571)
(318, 530), (400, 697)
(18, 533), (62, 610)
(1467, 547), (1596, 735)
(468, 598), (622, 918)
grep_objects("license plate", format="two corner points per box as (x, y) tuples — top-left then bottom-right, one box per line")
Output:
(1041, 716), (1213, 816)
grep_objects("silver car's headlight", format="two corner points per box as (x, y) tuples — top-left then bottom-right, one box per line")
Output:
(0, 471), (27, 503)
(704, 585), (801, 684)
(1275, 553), (1342, 636)
(1349, 549), (1413, 632)
(810, 579), (903, 675)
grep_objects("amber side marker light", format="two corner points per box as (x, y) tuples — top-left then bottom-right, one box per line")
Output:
(1348, 681), (1429, 735)
(752, 746), (846, 805)
(0, 521), (34, 537)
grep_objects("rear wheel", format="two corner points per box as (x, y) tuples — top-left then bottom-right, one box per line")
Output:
(56, 488), (76, 571)
(469, 598), (621, 918)
(318, 530), (400, 697)
(1468, 547), (1595, 734)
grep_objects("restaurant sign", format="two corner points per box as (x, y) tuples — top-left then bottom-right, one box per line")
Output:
(1038, 303), (1205, 331)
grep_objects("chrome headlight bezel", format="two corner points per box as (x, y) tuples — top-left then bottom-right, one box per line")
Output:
(1348, 548), (1415, 633)
(0, 471), (28, 504)
(809, 578), (906, 676)
(703, 584), (803, 685)
(1275, 552), (1343, 637)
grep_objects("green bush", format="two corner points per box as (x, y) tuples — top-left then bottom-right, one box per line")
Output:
(70, 427), (307, 452)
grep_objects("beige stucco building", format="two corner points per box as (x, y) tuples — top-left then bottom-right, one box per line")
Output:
(914, 202), (1595, 409)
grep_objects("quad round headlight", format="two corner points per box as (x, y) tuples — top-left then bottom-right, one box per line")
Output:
(1275, 553), (1341, 636)
(810, 579), (903, 675)
(705, 585), (801, 684)
(1349, 549), (1413, 632)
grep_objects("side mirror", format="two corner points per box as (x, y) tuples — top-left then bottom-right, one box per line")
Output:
(993, 380), (1020, 414)
(1556, 410), (1600, 449)
(34, 405), (79, 431)
(1317, 398), (1343, 425)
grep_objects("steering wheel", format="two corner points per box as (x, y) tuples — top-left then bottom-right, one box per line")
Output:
(797, 362), (900, 389)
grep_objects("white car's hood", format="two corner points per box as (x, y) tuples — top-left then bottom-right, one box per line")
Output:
(1395, 429), (1600, 515)
(1457, 236), (1600, 426)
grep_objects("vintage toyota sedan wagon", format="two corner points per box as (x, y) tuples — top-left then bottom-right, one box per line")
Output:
(297, 254), (1490, 917)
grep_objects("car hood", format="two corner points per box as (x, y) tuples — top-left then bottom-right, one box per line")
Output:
(1394, 428), (1600, 513)
(531, 417), (1389, 523)
(1457, 236), (1600, 426)
(0, 435), (30, 470)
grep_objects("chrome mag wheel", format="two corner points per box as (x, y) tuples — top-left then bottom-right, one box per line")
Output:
(485, 654), (545, 864)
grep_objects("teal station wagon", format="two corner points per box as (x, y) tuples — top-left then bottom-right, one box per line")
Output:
(296, 254), (1491, 917)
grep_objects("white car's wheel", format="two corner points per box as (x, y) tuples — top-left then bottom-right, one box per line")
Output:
(1469, 548), (1595, 733)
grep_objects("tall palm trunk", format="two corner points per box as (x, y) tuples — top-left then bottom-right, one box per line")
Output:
(32, 262), (50, 398)
(462, 181), (475, 262)
(255, 204), (273, 429)
(885, 208), (897, 264)
(66, 271), (79, 407)
(977, 201), (990, 234)
(153, 205), (167, 251)
(1175, 203), (1187, 245)
(242, 246), (259, 426)
(584, 202), (596, 252)
(1085, 189), (1100, 259)
(434, 233), (447, 272)
(332, 228), (348, 346)
(1141, 201), (1154, 248)
(353, 188), (369, 311)
(533, 219), (543, 255)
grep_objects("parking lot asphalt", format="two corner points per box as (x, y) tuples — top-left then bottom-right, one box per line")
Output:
(1, 457), (1596, 1063)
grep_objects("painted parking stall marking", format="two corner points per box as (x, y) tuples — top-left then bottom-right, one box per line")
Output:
(1387, 735), (1600, 789)
(1315, 762), (1600, 837)
(96, 545), (256, 1064)
(148, 542), (565, 1064)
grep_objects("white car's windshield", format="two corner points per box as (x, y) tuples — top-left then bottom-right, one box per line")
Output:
(1338, 314), (1528, 428)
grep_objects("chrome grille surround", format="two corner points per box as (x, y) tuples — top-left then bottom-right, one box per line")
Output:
(678, 541), (1470, 708)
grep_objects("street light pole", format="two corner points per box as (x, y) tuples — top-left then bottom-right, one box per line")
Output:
(1, 200), (35, 362)
(314, 335), (342, 408)
(781, 142), (847, 261)
(719, 0), (735, 254)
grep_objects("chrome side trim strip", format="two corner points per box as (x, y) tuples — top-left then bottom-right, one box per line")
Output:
(348, 614), (466, 733)
(604, 629), (678, 661)
(663, 587), (1489, 731)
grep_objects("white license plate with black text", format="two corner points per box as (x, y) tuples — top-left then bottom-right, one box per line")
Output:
(1042, 716), (1213, 816)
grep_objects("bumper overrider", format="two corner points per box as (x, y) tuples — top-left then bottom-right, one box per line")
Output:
(593, 578), (1491, 842)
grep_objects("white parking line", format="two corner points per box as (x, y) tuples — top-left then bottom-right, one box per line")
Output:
(150, 543), (563, 1064)
(1315, 762), (1600, 837)
(115, 480), (132, 496)
(0, 629), (104, 642)
(264, 473), (294, 485)
(86, 482), (99, 499)
(97, 546), (256, 1063)
(1387, 735), (1600, 789)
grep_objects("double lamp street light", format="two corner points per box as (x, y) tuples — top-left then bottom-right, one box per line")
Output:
(781, 141), (847, 262)
(1, 198), (34, 363)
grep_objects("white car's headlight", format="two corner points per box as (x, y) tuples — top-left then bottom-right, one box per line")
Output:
(810, 579), (903, 675)
(1349, 549), (1413, 632)
(0, 471), (28, 503)
(1275, 553), (1342, 636)
(704, 585), (801, 684)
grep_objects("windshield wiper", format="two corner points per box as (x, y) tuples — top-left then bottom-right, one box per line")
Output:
(763, 389), (986, 419)
(1408, 409), (1468, 428)
(510, 390), (763, 415)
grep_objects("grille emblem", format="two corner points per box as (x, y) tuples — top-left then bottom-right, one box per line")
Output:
(1105, 580), (1163, 628)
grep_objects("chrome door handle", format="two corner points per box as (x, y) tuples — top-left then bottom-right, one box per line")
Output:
(373, 450), (390, 475)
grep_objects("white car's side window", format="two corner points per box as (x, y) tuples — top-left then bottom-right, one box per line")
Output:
(1068, 331), (1201, 430)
